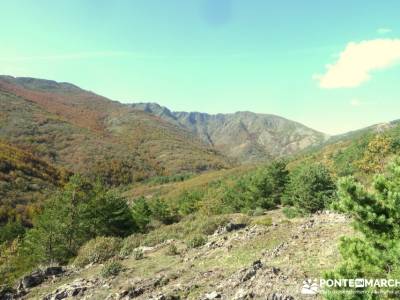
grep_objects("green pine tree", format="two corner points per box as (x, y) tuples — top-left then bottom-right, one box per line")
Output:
(325, 158), (400, 299)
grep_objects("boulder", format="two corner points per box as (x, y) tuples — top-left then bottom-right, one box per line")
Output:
(267, 293), (294, 300)
(233, 289), (255, 300)
(225, 223), (247, 232)
(214, 222), (247, 235)
(43, 266), (64, 277)
(204, 291), (222, 299)
(43, 278), (99, 300)
(241, 260), (263, 282)
(20, 270), (45, 289)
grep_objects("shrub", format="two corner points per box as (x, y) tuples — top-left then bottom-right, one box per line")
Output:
(248, 207), (265, 216)
(282, 207), (300, 219)
(74, 237), (122, 268)
(186, 235), (207, 249)
(141, 214), (228, 247)
(149, 198), (178, 225)
(119, 234), (143, 257)
(234, 214), (252, 226)
(133, 249), (144, 260)
(357, 134), (392, 174)
(131, 197), (152, 232)
(283, 163), (336, 213)
(166, 243), (179, 256)
(0, 220), (25, 244)
(195, 215), (229, 235)
(100, 259), (123, 278)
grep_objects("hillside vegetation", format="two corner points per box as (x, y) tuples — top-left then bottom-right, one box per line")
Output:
(0, 141), (62, 226)
(0, 76), (230, 186)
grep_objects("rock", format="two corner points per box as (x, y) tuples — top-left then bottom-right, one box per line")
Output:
(0, 286), (17, 300)
(16, 266), (65, 293)
(241, 269), (256, 282)
(214, 222), (247, 235)
(43, 278), (99, 300)
(240, 260), (263, 282)
(267, 292), (294, 300)
(151, 294), (181, 300)
(225, 222), (246, 232)
(140, 246), (156, 253)
(43, 266), (64, 277)
(204, 291), (222, 299)
(233, 288), (254, 300)
(20, 270), (44, 289)
(252, 260), (262, 270)
(271, 267), (280, 275)
(300, 219), (315, 230)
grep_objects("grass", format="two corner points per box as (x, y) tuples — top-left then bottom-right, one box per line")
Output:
(251, 215), (273, 226)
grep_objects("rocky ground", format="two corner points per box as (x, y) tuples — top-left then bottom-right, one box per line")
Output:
(8, 209), (352, 300)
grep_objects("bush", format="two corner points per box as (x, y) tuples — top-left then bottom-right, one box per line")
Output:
(166, 243), (179, 256)
(248, 207), (265, 216)
(186, 235), (207, 249)
(233, 214), (252, 226)
(119, 234), (143, 257)
(282, 207), (300, 219)
(100, 259), (123, 278)
(131, 197), (152, 232)
(283, 163), (336, 213)
(74, 237), (122, 268)
(176, 190), (204, 216)
(133, 249), (144, 260)
(149, 198), (178, 225)
(0, 220), (25, 244)
(195, 215), (229, 235)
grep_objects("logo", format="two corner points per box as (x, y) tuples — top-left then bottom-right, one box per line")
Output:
(301, 279), (319, 295)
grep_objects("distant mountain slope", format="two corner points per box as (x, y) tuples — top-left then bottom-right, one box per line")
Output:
(0, 141), (61, 225)
(327, 119), (400, 144)
(0, 76), (231, 183)
(131, 103), (328, 162)
(288, 119), (400, 181)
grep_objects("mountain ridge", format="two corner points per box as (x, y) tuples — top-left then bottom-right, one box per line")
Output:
(130, 102), (329, 162)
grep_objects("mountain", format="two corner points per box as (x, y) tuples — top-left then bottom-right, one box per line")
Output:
(0, 76), (230, 184)
(131, 103), (328, 162)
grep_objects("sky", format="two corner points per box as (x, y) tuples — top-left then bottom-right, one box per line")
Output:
(1, 0), (400, 134)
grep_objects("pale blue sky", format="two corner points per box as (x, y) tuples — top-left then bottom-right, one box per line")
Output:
(1, 0), (400, 134)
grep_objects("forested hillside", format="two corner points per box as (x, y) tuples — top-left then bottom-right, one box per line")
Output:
(0, 141), (62, 226)
(0, 76), (230, 186)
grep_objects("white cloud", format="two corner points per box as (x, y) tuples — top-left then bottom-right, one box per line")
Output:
(315, 39), (400, 89)
(377, 27), (392, 35)
(350, 98), (362, 107)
